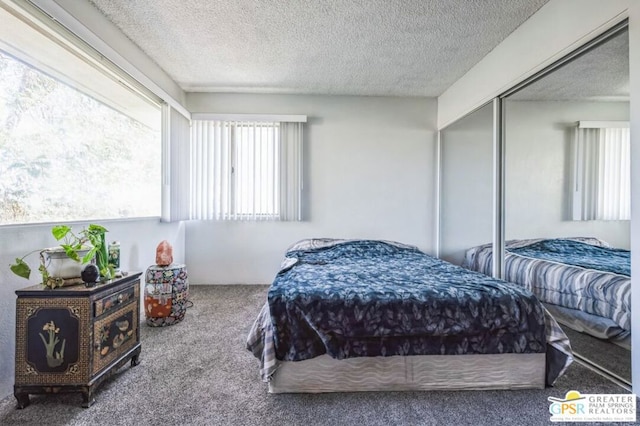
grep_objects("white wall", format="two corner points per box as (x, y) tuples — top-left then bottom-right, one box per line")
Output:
(185, 93), (437, 284)
(0, 219), (185, 399)
(505, 101), (630, 248)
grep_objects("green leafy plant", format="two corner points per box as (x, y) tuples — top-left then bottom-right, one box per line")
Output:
(53, 224), (105, 263)
(9, 223), (113, 287)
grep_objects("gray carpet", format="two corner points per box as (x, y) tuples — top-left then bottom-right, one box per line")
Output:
(0, 285), (633, 426)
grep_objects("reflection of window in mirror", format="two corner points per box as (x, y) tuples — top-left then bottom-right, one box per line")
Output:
(571, 121), (630, 221)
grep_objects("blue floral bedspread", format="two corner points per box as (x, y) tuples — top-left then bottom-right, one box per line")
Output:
(507, 238), (630, 277)
(268, 240), (547, 362)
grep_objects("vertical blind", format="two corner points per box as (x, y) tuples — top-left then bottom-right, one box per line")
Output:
(572, 122), (630, 221)
(161, 104), (191, 222)
(190, 120), (303, 221)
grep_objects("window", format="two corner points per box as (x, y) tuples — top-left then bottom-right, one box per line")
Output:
(190, 118), (304, 221)
(0, 3), (161, 225)
(571, 121), (630, 221)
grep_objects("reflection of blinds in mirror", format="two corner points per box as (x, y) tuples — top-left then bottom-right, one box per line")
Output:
(572, 122), (630, 221)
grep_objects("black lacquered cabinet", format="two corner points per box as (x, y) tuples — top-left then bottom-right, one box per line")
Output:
(14, 272), (142, 408)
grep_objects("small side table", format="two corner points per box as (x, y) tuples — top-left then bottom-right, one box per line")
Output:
(144, 264), (189, 327)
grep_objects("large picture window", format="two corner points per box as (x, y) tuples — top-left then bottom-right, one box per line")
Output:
(0, 4), (161, 225)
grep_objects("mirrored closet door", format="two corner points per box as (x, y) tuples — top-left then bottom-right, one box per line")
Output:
(503, 24), (630, 386)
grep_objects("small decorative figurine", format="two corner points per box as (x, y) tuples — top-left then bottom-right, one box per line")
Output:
(81, 264), (100, 287)
(155, 240), (173, 266)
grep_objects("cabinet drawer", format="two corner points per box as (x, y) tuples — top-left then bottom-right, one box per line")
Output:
(94, 285), (135, 317)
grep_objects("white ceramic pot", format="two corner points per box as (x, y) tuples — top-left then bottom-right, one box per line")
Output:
(42, 247), (91, 279)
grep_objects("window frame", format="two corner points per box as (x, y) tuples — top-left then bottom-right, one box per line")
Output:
(0, 2), (164, 226)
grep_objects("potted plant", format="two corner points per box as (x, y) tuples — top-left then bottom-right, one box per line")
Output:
(10, 224), (114, 288)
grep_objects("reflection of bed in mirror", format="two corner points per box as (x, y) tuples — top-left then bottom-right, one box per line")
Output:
(463, 237), (630, 350)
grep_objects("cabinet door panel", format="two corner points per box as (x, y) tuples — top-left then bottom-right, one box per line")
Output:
(15, 298), (91, 384)
(92, 287), (139, 375)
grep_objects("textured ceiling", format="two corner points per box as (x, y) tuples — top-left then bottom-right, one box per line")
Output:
(87, 0), (550, 97)
(509, 28), (629, 102)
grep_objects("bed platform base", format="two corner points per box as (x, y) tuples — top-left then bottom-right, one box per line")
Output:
(269, 353), (546, 393)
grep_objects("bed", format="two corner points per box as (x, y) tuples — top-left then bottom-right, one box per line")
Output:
(247, 239), (573, 393)
(463, 237), (631, 349)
